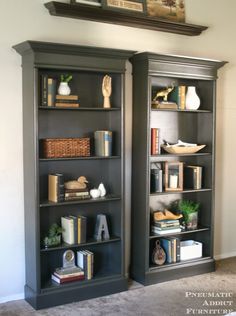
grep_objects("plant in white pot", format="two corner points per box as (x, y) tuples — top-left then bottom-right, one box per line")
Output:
(58, 74), (73, 95)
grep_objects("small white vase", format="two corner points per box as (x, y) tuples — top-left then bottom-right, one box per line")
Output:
(98, 183), (106, 197)
(185, 86), (200, 110)
(58, 82), (71, 96)
(90, 189), (101, 199)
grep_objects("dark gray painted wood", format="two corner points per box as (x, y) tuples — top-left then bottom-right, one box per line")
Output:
(130, 52), (226, 285)
(14, 40), (133, 309)
(44, 1), (208, 36)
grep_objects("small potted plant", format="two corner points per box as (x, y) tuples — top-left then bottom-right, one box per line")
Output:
(58, 74), (73, 95)
(43, 223), (63, 248)
(178, 199), (200, 230)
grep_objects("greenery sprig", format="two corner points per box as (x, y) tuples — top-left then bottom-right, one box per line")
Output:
(60, 74), (73, 83)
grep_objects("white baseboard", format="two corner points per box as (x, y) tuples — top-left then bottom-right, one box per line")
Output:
(214, 251), (236, 260)
(0, 293), (24, 304)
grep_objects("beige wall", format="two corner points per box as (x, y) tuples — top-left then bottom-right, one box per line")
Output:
(0, 0), (235, 302)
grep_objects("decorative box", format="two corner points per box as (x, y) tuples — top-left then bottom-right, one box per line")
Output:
(180, 240), (202, 261)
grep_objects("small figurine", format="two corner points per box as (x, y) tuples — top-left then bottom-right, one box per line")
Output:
(90, 183), (107, 199)
(65, 176), (88, 190)
(152, 84), (174, 103)
(102, 75), (112, 108)
(154, 209), (183, 221)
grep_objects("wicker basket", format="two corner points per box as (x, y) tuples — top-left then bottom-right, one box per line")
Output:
(43, 138), (90, 158)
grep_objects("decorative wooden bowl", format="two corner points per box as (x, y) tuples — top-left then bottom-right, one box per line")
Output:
(161, 144), (206, 154)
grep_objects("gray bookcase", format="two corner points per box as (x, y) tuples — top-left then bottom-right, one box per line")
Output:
(14, 41), (133, 309)
(130, 52), (226, 285)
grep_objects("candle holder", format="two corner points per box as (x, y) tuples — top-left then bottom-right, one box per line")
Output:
(164, 162), (183, 191)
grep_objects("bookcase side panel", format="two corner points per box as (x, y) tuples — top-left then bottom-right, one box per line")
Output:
(22, 55), (40, 293)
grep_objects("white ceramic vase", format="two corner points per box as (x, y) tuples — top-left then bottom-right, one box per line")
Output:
(185, 86), (200, 110)
(58, 82), (71, 96)
(98, 183), (106, 197)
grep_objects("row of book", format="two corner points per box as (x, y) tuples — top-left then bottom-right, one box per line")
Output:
(61, 215), (87, 245)
(160, 237), (181, 264)
(151, 128), (160, 155)
(52, 250), (94, 284)
(151, 219), (182, 235)
(150, 164), (203, 193)
(41, 75), (79, 107)
(48, 174), (90, 203)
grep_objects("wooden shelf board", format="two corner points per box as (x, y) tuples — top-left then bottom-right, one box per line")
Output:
(149, 256), (212, 271)
(150, 188), (212, 196)
(39, 156), (120, 161)
(41, 236), (121, 252)
(40, 194), (121, 207)
(44, 1), (208, 36)
(151, 152), (211, 157)
(39, 106), (120, 111)
(149, 226), (210, 239)
(151, 109), (212, 113)
(41, 273), (123, 293)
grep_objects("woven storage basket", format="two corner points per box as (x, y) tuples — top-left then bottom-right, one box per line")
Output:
(43, 138), (90, 158)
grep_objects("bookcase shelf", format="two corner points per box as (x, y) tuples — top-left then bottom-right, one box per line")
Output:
(39, 156), (121, 161)
(41, 236), (121, 252)
(14, 40), (133, 310)
(130, 52), (226, 285)
(150, 188), (212, 196)
(40, 194), (121, 207)
(39, 106), (120, 111)
(149, 226), (210, 239)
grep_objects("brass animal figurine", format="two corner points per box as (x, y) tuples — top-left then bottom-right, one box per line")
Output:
(153, 84), (174, 102)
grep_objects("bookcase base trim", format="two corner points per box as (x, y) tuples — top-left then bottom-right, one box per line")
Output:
(131, 259), (215, 286)
(25, 277), (128, 309)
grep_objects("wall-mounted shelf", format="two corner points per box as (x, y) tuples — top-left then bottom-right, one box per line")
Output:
(44, 1), (208, 36)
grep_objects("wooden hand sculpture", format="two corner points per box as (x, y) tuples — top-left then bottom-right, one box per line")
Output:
(102, 75), (112, 108)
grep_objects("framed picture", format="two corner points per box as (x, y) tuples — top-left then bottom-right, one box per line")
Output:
(164, 161), (183, 191)
(71, 0), (102, 7)
(146, 0), (185, 22)
(102, 0), (146, 14)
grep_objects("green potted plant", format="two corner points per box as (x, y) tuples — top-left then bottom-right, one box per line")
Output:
(43, 223), (63, 248)
(58, 74), (73, 95)
(178, 199), (200, 230)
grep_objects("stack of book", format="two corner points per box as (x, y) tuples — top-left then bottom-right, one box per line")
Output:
(48, 173), (65, 202)
(61, 215), (87, 245)
(160, 237), (181, 264)
(77, 250), (94, 280)
(151, 128), (160, 155)
(169, 85), (186, 110)
(55, 95), (79, 108)
(184, 165), (203, 190)
(41, 75), (56, 107)
(151, 219), (181, 235)
(65, 188), (90, 201)
(51, 266), (85, 284)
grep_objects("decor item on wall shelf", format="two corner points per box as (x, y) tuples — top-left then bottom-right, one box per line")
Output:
(94, 214), (110, 241)
(185, 86), (200, 110)
(58, 74), (72, 95)
(102, 75), (112, 108)
(147, 0), (185, 22)
(71, 0), (102, 7)
(102, 0), (145, 13)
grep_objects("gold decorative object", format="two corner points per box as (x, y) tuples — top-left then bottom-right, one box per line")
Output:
(154, 209), (183, 221)
(152, 84), (174, 103)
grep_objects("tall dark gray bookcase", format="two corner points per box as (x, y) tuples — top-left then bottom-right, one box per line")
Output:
(14, 41), (133, 309)
(130, 52), (226, 285)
